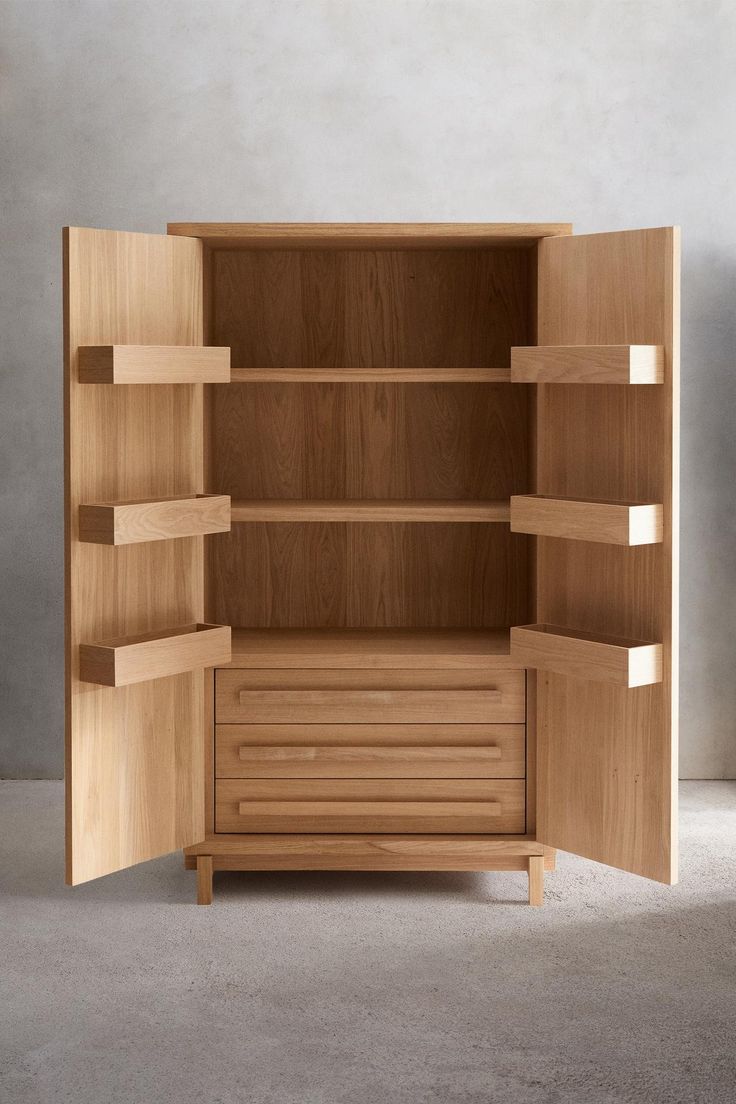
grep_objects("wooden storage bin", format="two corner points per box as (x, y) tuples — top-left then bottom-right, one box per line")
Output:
(78, 493), (231, 545)
(510, 495), (663, 546)
(78, 344), (230, 383)
(510, 344), (664, 384)
(79, 623), (231, 687)
(510, 624), (662, 687)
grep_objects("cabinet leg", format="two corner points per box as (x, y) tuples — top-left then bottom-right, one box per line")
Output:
(527, 855), (544, 906)
(196, 855), (213, 905)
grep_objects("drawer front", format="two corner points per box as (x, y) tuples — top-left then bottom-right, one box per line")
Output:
(216, 778), (526, 834)
(216, 723), (526, 778)
(216, 669), (526, 724)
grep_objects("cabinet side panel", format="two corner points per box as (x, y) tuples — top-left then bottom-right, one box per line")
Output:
(65, 228), (206, 884)
(536, 228), (679, 883)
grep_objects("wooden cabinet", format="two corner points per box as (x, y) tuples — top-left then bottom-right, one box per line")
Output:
(63, 222), (679, 905)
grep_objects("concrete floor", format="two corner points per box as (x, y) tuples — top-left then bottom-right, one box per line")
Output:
(1, 782), (735, 1104)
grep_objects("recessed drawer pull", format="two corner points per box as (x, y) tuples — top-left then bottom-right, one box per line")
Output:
(237, 689), (503, 705)
(237, 800), (503, 817)
(237, 745), (503, 762)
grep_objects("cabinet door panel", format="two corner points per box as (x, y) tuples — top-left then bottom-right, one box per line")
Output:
(532, 228), (679, 884)
(64, 227), (207, 885)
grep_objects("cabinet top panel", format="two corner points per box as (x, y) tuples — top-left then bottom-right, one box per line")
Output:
(166, 222), (573, 249)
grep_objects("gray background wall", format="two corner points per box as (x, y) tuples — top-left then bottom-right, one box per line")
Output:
(2, 0), (734, 778)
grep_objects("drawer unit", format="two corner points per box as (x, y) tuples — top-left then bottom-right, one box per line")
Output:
(216, 778), (526, 834)
(215, 723), (526, 778)
(215, 669), (526, 725)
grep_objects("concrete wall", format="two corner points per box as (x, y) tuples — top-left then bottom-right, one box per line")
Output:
(2, 0), (734, 777)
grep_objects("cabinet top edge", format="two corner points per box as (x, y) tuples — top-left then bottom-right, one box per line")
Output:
(165, 222), (574, 248)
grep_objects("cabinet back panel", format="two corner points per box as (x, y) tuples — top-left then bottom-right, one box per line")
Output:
(207, 246), (533, 629)
(210, 523), (529, 629)
(212, 383), (529, 500)
(211, 248), (530, 369)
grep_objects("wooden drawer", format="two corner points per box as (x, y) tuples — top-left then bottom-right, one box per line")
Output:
(216, 669), (526, 724)
(216, 778), (526, 834)
(216, 723), (526, 778)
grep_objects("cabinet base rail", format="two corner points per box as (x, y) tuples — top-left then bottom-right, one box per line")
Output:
(185, 835), (555, 906)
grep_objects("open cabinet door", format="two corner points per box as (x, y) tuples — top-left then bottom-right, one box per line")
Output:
(511, 228), (679, 883)
(64, 227), (230, 885)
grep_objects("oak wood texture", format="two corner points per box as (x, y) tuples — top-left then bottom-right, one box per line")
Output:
(207, 245), (533, 631)
(78, 493), (231, 545)
(78, 344), (230, 383)
(534, 227), (679, 884)
(64, 227), (209, 885)
(79, 623), (232, 687)
(204, 668), (215, 835)
(510, 344), (664, 384)
(226, 629), (517, 669)
(511, 624), (662, 688)
(212, 524), (530, 630)
(230, 367), (512, 383)
(230, 499), (510, 522)
(510, 495), (663, 545)
(196, 855), (213, 905)
(184, 835), (554, 872)
(215, 724), (526, 778)
(226, 690), (514, 725)
(527, 855), (544, 906)
(169, 222), (572, 248)
(210, 249), (531, 370)
(216, 778), (525, 833)
(216, 668), (526, 724)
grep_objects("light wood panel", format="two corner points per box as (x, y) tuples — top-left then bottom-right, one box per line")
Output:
(230, 367), (511, 382)
(510, 495), (663, 545)
(169, 222), (572, 248)
(511, 344), (664, 384)
(65, 226), (209, 885)
(230, 499), (510, 522)
(185, 835), (553, 872)
(196, 855), (213, 905)
(217, 778), (525, 833)
(79, 623), (231, 687)
(534, 227), (679, 883)
(218, 667), (524, 690)
(212, 384), (528, 501)
(227, 629), (515, 669)
(79, 493), (231, 545)
(215, 724), (526, 778)
(211, 524), (530, 629)
(511, 624), (662, 687)
(527, 855), (544, 906)
(207, 247), (533, 634)
(216, 668), (526, 723)
(210, 250), (531, 370)
(224, 690), (519, 725)
(78, 344), (230, 383)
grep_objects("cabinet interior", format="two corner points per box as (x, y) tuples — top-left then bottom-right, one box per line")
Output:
(204, 245), (536, 633)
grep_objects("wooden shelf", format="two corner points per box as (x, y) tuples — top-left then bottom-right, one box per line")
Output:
(510, 495), (663, 545)
(226, 628), (516, 669)
(510, 624), (662, 687)
(78, 344), (230, 383)
(78, 494), (231, 545)
(510, 345), (664, 384)
(79, 623), (231, 687)
(230, 500), (510, 523)
(229, 367), (511, 383)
